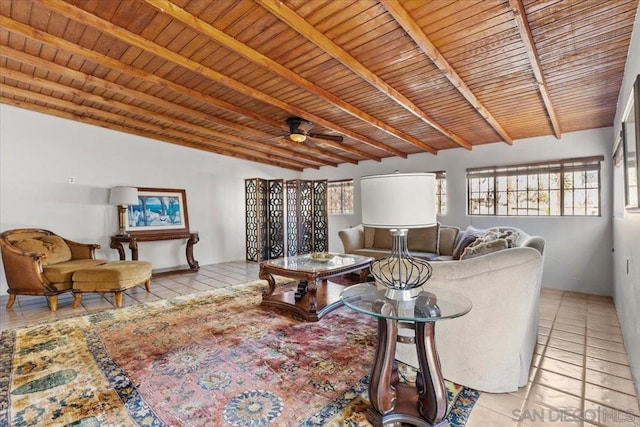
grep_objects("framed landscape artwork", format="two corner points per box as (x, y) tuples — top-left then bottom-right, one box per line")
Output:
(622, 74), (640, 211)
(123, 188), (190, 235)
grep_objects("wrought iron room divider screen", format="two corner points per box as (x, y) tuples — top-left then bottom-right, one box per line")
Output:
(245, 178), (327, 262)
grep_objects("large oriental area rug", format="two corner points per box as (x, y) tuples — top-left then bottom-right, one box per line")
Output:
(0, 279), (479, 426)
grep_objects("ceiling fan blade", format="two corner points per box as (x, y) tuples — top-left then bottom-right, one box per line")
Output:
(308, 132), (344, 142)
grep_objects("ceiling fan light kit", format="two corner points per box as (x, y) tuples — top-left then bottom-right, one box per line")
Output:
(285, 117), (343, 144)
(289, 133), (307, 143)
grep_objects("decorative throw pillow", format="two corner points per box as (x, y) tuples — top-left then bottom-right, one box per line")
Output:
(438, 226), (460, 256)
(364, 226), (376, 248)
(372, 227), (393, 249)
(13, 235), (72, 265)
(460, 238), (508, 260)
(407, 224), (439, 253)
(452, 226), (486, 260)
(485, 228), (520, 248)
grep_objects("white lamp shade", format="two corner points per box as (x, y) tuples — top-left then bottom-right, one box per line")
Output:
(361, 173), (436, 228)
(109, 186), (139, 206)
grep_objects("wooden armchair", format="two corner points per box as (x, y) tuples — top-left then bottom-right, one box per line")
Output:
(0, 228), (104, 311)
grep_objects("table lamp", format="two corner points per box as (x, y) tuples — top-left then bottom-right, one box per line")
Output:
(109, 186), (138, 236)
(361, 172), (437, 300)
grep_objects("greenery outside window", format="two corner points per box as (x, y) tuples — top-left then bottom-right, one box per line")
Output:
(467, 156), (603, 216)
(328, 179), (354, 215)
(434, 171), (446, 215)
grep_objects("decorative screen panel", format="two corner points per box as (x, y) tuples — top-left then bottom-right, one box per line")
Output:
(313, 180), (328, 252)
(268, 179), (284, 259)
(249, 178), (328, 260)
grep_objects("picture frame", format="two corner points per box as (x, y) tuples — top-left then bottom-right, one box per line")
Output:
(622, 74), (640, 211)
(122, 188), (190, 235)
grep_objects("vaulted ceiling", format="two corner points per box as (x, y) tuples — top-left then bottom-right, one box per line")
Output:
(1, 0), (637, 171)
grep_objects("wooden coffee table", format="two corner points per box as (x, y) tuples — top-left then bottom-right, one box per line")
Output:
(259, 253), (373, 322)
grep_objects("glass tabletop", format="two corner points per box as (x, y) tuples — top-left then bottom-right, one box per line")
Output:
(263, 253), (371, 272)
(341, 282), (472, 322)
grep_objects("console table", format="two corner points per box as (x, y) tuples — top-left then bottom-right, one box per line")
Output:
(110, 231), (200, 275)
(341, 283), (471, 426)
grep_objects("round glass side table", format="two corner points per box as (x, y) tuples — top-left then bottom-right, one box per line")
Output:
(341, 282), (472, 427)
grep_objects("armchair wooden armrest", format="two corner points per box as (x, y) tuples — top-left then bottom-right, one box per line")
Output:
(0, 240), (54, 294)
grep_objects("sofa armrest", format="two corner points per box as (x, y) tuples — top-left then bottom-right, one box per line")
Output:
(338, 225), (364, 254)
(396, 247), (543, 392)
(64, 238), (100, 260)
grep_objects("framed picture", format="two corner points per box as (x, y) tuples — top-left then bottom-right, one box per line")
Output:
(123, 188), (190, 235)
(622, 74), (640, 211)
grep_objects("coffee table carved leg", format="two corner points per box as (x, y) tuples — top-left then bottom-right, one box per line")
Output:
(307, 278), (320, 313)
(415, 322), (447, 424)
(258, 269), (276, 297)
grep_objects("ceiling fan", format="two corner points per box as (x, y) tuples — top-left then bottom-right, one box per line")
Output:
(285, 117), (343, 144)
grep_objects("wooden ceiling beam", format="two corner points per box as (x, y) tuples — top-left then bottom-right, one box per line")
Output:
(1, 67), (325, 170)
(0, 96), (303, 171)
(508, 0), (562, 139)
(0, 46), (337, 168)
(0, 15), (357, 165)
(0, 15), (282, 128)
(0, 83), (311, 171)
(144, 0), (436, 155)
(256, 0), (472, 150)
(380, 0), (513, 145)
(39, 0), (384, 161)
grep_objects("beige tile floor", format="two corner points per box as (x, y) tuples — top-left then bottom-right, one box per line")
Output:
(1, 262), (638, 426)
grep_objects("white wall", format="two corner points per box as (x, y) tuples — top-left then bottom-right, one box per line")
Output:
(612, 1), (640, 401)
(303, 127), (614, 296)
(0, 104), (299, 295)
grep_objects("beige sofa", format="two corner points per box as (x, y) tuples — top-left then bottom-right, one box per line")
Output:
(338, 223), (461, 261)
(339, 224), (545, 393)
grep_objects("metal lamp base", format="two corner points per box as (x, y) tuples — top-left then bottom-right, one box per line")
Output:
(371, 229), (433, 301)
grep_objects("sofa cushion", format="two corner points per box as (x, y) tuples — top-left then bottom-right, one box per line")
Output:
(460, 238), (508, 260)
(13, 235), (72, 265)
(372, 228), (393, 249)
(407, 224), (439, 253)
(438, 226), (460, 256)
(364, 226), (376, 248)
(43, 259), (107, 283)
(452, 226), (486, 260)
(351, 248), (437, 261)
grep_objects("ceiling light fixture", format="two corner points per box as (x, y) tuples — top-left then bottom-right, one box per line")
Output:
(289, 133), (307, 143)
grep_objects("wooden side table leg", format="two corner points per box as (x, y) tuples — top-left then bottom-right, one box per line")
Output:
(368, 301), (398, 420)
(186, 232), (200, 270)
(110, 240), (126, 260)
(415, 322), (448, 424)
(128, 238), (139, 261)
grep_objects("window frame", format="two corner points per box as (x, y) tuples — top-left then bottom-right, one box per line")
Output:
(433, 171), (446, 215)
(327, 179), (354, 215)
(466, 156), (604, 217)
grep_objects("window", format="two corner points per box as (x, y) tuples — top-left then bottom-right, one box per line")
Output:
(467, 156), (603, 216)
(327, 179), (354, 215)
(434, 171), (447, 215)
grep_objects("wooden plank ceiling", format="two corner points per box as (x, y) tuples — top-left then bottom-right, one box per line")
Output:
(1, 0), (637, 171)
